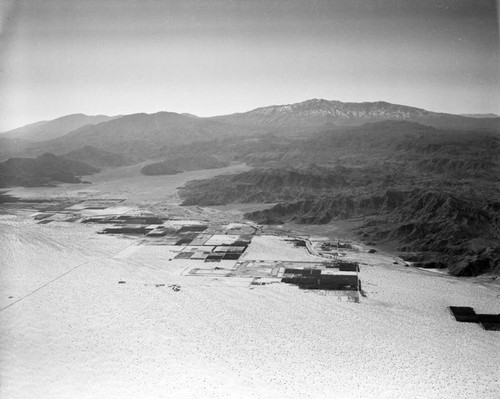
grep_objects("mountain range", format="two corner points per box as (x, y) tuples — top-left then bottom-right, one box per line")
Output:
(1, 99), (498, 161)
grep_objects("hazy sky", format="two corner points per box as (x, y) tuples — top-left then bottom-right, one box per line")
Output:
(0, 0), (498, 131)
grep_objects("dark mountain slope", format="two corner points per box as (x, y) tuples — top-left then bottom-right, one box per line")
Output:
(180, 166), (379, 205)
(62, 146), (132, 168)
(0, 137), (34, 161)
(25, 112), (260, 160)
(1, 114), (117, 142)
(0, 153), (98, 187)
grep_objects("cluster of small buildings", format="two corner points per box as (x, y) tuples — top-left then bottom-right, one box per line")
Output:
(321, 241), (353, 251)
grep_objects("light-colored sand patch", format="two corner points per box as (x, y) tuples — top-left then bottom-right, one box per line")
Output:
(164, 219), (206, 227)
(3, 163), (251, 206)
(0, 217), (134, 310)
(204, 234), (241, 246)
(112, 244), (141, 259)
(79, 206), (134, 216)
(242, 235), (322, 262)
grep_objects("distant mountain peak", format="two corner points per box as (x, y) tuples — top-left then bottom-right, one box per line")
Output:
(244, 98), (433, 118)
(212, 99), (499, 132)
(460, 113), (499, 119)
(214, 99), (435, 129)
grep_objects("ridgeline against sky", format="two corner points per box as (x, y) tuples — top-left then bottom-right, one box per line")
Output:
(0, 0), (498, 131)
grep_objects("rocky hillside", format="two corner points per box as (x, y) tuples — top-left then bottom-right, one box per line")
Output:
(180, 166), (378, 205)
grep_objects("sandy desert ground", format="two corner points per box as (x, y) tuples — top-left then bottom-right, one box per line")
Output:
(1, 165), (499, 399)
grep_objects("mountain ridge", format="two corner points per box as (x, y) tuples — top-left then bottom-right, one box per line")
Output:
(4, 100), (499, 161)
(20, 111), (261, 160)
(1, 114), (119, 142)
(212, 99), (500, 131)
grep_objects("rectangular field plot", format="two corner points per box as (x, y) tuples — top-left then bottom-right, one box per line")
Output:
(243, 236), (320, 262)
(175, 252), (194, 259)
(233, 261), (282, 277)
(191, 251), (211, 260)
(188, 267), (237, 277)
(213, 245), (247, 253)
(189, 234), (212, 245)
(175, 238), (193, 245)
(183, 245), (215, 253)
(178, 225), (208, 233)
(204, 235), (241, 246)
(205, 254), (224, 261)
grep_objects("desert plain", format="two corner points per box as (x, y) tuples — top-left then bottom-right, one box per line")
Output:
(1, 164), (499, 399)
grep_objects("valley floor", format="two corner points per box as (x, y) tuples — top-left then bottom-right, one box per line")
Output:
(1, 165), (499, 399)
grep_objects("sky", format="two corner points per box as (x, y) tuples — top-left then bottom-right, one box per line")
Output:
(0, 0), (498, 131)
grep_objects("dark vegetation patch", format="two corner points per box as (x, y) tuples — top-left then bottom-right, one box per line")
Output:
(205, 255), (223, 262)
(175, 238), (193, 245)
(114, 215), (165, 224)
(178, 225), (208, 233)
(175, 252), (194, 259)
